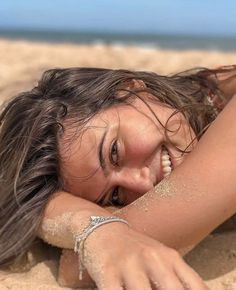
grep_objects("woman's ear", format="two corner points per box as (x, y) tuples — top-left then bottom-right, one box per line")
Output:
(117, 79), (147, 97)
(124, 79), (146, 90)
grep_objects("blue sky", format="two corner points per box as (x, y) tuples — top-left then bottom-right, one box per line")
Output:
(0, 0), (236, 36)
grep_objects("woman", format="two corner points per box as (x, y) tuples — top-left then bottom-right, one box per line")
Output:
(0, 66), (236, 289)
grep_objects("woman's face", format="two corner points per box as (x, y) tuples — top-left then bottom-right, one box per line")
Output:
(60, 95), (197, 206)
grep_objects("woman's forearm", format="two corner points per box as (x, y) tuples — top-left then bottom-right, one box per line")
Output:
(38, 191), (114, 248)
(115, 94), (236, 249)
(39, 95), (236, 251)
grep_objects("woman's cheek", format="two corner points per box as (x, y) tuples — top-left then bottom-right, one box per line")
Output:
(125, 137), (158, 160)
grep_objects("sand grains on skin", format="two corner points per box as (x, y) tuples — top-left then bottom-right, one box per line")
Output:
(0, 38), (236, 289)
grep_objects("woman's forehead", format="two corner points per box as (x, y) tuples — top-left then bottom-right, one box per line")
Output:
(59, 98), (158, 169)
(60, 123), (102, 164)
(59, 106), (129, 198)
(58, 106), (125, 183)
(59, 98), (159, 157)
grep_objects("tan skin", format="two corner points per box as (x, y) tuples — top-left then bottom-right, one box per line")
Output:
(60, 87), (196, 205)
(38, 67), (236, 289)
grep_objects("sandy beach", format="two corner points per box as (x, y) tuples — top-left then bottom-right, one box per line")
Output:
(0, 38), (236, 290)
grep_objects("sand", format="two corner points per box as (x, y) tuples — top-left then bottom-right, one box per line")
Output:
(0, 38), (236, 289)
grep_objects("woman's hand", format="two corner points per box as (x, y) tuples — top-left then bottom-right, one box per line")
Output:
(59, 221), (208, 290)
(40, 192), (207, 289)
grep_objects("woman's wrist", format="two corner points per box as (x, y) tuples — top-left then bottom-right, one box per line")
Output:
(38, 191), (117, 248)
(73, 215), (129, 280)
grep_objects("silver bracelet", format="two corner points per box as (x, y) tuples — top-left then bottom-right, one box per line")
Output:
(74, 215), (129, 280)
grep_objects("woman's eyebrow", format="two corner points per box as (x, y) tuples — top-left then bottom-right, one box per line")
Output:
(98, 128), (109, 177)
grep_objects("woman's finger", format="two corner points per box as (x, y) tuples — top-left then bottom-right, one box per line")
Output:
(98, 280), (124, 290)
(123, 270), (152, 290)
(149, 269), (185, 290)
(174, 258), (209, 290)
(144, 247), (206, 289)
(122, 256), (184, 290)
(94, 268), (124, 290)
(142, 247), (184, 289)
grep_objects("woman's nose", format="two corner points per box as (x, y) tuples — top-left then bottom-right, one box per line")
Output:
(117, 166), (154, 194)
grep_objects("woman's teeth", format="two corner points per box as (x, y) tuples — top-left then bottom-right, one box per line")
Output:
(161, 147), (172, 177)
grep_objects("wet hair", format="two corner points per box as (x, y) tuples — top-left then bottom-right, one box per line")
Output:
(0, 66), (232, 265)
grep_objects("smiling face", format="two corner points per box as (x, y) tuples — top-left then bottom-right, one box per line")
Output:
(60, 95), (197, 207)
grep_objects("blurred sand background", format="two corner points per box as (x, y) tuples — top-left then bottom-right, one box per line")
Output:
(0, 38), (236, 289)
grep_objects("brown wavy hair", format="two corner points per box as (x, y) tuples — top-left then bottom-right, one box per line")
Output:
(0, 66), (232, 265)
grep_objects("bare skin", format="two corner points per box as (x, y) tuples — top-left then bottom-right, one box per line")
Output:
(40, 194), (208, 289)
(38, 68), (236, 289)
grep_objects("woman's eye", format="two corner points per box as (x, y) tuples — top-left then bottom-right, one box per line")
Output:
(110, 187), (124, 206)
(110, 140), (119, 165)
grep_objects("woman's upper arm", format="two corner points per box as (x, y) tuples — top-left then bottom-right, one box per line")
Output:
(39, 94), (236, 249)
(115, 94), (236, 249)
